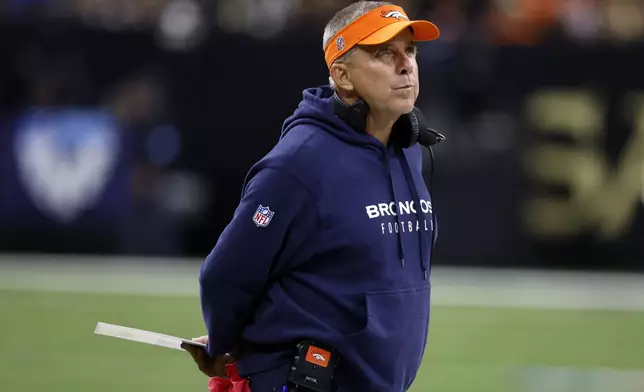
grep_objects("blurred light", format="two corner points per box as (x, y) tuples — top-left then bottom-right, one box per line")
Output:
(245, 0), (296, 39)
(157, 171), (208, 216)
(215, 0), (250, 34)
(606, 3), (644, 42)
(560, 0), (603, 43)
(157, 0), (205, 51)
(146, 125), (180, 167)
(215, 0), (296, 39)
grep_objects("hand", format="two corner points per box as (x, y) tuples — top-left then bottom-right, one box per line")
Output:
(181, 336), (236, 378)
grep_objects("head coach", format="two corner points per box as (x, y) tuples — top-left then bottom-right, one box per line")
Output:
(183, 1), (442, 391)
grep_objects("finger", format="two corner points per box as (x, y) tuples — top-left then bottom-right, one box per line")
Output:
(181, 342), (195, 354)
(196, 347), (210, 369)
(192, 335), (208, 344)
(223, 353), (236, 364)
(214, 356), (228, 378)
(195, 350), (207, 373)
(180, 343), (191, 355)
(181, 343), (199, 361)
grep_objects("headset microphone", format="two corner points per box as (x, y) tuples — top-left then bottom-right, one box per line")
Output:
(419, 128), (446, 146)
(410, 107), (445, 147)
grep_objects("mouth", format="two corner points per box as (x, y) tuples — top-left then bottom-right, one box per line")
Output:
(395, 84), (413, 90)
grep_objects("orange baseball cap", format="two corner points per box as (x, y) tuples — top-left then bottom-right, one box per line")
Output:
(324, 5), (440, 69)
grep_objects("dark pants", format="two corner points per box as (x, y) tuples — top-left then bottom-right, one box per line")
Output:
(245, 363), (291, 392)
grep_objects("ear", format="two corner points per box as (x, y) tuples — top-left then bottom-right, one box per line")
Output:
(329, 63), (354, 92)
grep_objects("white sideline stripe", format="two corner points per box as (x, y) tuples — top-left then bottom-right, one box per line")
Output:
(520, 367), (644, 391)
(1, 255), (644, 311)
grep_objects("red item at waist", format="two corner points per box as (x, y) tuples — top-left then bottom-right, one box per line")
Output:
(208, 363), (251, 392)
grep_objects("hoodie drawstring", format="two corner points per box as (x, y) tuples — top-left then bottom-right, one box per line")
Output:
(399, 150), (429, 280)
(383, 150), (406, 267)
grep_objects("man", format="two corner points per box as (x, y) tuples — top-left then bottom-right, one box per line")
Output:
(183, 1), (440, 391)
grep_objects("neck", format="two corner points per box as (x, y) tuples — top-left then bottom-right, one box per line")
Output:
(365, 110), (396, 145)
(337, 90), (397, 145)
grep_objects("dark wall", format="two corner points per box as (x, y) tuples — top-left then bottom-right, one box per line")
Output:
(1, 23), (642, 271)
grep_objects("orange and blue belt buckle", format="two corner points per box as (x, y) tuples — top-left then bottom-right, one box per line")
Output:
(287, 341), (338, 392)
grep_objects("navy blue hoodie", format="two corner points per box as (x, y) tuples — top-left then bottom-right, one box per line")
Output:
(199, 85), (436, 392)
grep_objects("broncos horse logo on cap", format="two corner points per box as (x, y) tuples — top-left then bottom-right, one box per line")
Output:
(381, 10), (408, 20)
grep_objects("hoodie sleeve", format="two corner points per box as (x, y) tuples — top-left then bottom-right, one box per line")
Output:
(199, 166), (317, 356)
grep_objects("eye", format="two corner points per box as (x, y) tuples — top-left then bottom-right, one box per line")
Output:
(406, 45), (418, 56)
(376, 47), (393, 57)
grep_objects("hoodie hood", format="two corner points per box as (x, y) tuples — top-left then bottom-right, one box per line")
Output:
(281, 85), (382, 149)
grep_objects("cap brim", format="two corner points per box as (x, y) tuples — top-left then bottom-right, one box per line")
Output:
(359, 20), (440, 45)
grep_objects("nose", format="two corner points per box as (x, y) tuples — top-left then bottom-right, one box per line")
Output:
(397, 52), (413, 76)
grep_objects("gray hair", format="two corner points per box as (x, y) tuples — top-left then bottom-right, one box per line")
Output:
(323, 1), (393, 88)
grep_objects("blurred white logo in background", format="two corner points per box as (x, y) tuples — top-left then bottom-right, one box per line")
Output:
(14, 111), (119, 223)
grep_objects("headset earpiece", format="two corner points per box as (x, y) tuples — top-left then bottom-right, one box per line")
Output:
(332, 92), (369, 134)
(332, 91), (420, 148)
(391, 110), (420, 148)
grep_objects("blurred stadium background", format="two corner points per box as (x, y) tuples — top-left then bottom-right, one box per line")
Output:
(1, 0), (643, 391)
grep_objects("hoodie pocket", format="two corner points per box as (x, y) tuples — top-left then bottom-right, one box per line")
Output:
(338, 285), (431, 392)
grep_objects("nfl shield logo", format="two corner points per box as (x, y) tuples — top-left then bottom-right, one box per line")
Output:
(253, 205), (274, 227)
(336, 36), (346, 51)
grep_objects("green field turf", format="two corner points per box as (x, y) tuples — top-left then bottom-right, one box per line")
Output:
(1, 289), (643, 392)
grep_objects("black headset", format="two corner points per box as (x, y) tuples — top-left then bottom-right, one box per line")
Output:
(331, 92), (444, 148)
